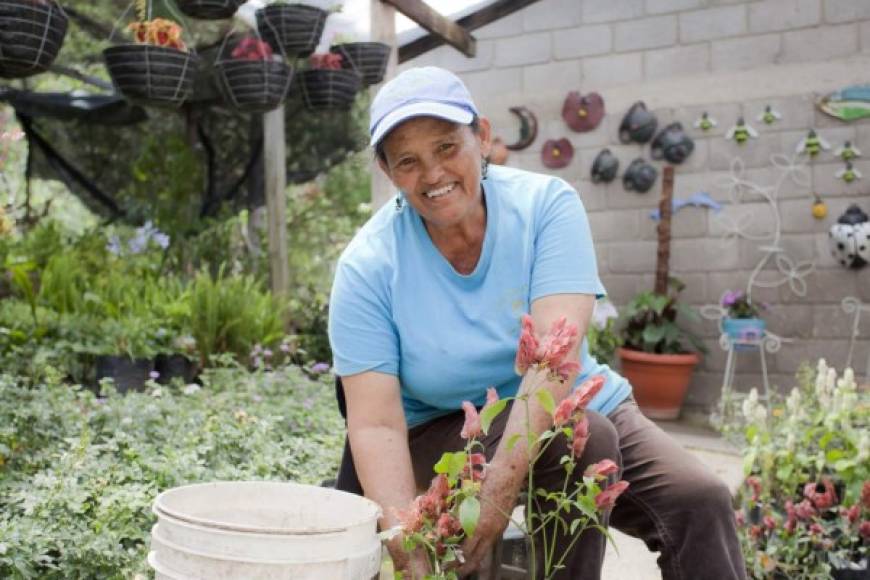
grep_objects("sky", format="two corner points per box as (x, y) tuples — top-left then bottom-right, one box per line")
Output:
(323, 0), (476, 45)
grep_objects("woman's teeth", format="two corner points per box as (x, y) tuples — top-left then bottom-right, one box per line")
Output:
(425, 183), (455, 198)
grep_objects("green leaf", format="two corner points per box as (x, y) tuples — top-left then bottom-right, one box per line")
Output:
(506, 433), (522, 451)
(433, 451), (467, 482)
(459, 496), (480, 538)
(536, 389), (556, 416)
(480, 400), (507, 435)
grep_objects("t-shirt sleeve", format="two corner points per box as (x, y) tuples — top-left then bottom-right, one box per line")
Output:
(530, 180), (607, 301)
(328, 260), (400, 377)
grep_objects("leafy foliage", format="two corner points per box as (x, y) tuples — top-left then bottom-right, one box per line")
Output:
(0, 363), (345, 579)
(618, 278), (704, 355)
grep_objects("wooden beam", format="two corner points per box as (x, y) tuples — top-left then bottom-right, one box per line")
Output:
(264, 106), (289, 300)
(370, 0), (400, 210)
(382, 0), (476, 58)
(399, 0), (541, 63)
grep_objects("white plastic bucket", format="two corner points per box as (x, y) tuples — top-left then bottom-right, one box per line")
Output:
(148, 481), (382, 580)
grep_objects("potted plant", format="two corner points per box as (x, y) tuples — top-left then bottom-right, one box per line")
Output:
(92, 317), (159, 394)
(729, 360), (869, 579)
(175, 0), (244, 20)
(298, 52), (360, 111)
(103, 15), (199, 107)
(721, 289), (767, 348)
(0, 0), (68, 79)
(154, 334), (199, 385)
(215, 35), (294, 113)
(328, 38), (390, 86)
(616, 278), (705, 419)
(255, 2), (328, 58)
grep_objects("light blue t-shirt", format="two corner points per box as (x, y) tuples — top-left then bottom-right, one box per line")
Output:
(328, 165), (631, 427)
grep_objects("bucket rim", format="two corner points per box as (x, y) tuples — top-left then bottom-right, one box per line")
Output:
(153, 481), (382, 535)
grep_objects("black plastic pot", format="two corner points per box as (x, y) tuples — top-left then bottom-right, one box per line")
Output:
(329, 42), (390, 86)
(103, 44), (200, 108)
(176, 0), (244, 20)
(831, 561), (869, 580)
(95, 355), (154, 394)
(215, 58), (294, 113)
(256, 4), (326, 58)
(154, 353), (197, 385)
(0, 0), (68, 79)
(298, 69), (360, 111)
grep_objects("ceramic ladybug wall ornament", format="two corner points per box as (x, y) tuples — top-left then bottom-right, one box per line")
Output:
(650, 122), (695, 164)
(618, 101), (658, 144)
(591, 148), (619, 183)
(541, 138), (573, 169)
(562, 91), (605, 132)
(623, 158), (658, 193)
(829, 204), (869, 269)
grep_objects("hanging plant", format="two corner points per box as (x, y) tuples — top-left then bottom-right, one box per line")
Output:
(214, 34), (294, 113)
(256, 3), (327, 58)
(329, 41), (390, 87)
(0, 0), (68, 79)
(298, 53), (360, 111)
(175, 0), (244, 21)
(103, 15), (199, 108)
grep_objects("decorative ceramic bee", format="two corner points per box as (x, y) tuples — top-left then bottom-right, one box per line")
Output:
(834, 141), (861, 162)
(757, 105), (781, 125)
(836, 161), (862, 183)
(829, 204), (869, 269)
(693, 112), (717, 132)
(796, 130), (831, 157)
(725, 117), (758, 145)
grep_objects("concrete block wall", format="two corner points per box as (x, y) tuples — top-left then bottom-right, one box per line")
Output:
(399, 0), (870, 414)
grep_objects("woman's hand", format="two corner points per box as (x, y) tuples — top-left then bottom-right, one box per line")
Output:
(389, 539), (431, 579)
(456, 467), (519, 576)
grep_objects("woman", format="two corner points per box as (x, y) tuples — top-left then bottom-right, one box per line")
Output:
(328, 66), (745, 579)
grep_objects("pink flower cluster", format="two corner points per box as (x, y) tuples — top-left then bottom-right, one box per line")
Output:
(515, 315), (581, 382)
(309, 52), (343, 70)
(231, 37), (274, 61)
(398, 473), (465, 557)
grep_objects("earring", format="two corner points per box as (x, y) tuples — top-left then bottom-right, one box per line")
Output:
(395, 195), (403, 211)
(481, 157), (490, 180)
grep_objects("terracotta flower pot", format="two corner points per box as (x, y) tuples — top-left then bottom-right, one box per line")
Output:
(617, 347), (699, 420)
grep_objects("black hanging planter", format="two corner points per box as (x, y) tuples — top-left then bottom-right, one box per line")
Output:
(0, 0), (68, 79)
(103, 44), (200, 108)
(95, 355), (154, 394)
(154, 353), (198, 385)
(329, 42), (390, 86)
(256, 4), (327, 58)
(176, 0), (244, 20)
(299, 69), (360, 111)
(216, 58), (294, 113)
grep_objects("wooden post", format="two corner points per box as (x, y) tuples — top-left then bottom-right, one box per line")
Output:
(264, 106), (289, 299)
(654, 165), (675, 295)
(370, 0), (398, 210)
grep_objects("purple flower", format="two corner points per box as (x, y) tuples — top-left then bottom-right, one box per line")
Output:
(149, 370), (160, 380)
(721, 290), (743, 307)
(311, 362), (330, 374)
(106, 235), (123, 256)
(279, 342), (291, 353)
(263, 349), (273, 359)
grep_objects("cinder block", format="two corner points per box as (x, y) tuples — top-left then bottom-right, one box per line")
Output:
(676, 103), (743, 139)
(858, 269), (870, 302)
(676, 138), (711, 173)
(439, 41), (495, 73)
(576, 179), (609, 212)
(672, 168), (733, 201)
(679, 5), (748, 43)
(582, 52), (644, 87)
(645, 0), (702, 15)
(742, 165), (813, 200)
(748, 0), (821, 34)
(614, 15), (678, 52)
(811, 159), (870, 197)
(459, 68), (523, 98)
(672, 237), (741, 271)
(823, 0), (870, 23)
(743, 95), (816, 132)
(764, 304), (815, 339)
(639, 204), (710, 241)
(523, 61), (582, 93)
(779, 198), (834, 233)
(644, 44), (710, 80)
(813, 304), (870, 338)
(711, 34), (782, 72)
(474, 11), (524, 40)
(494, 32), (552, 67)
(776, 264), (857, 304)
(773, 339), (852, 374)
(781, 23), (859, 63)
(588, 209), (641, 242)
(553, 25), (613, 59)
(708, 200), (774, 241)
(555, 116), (612, 150)
(598, 273), (646, 304)
(607, 241), (658, 273)
(862, 21), (870, 52)
(523, 0), (582, 31)
(581, 0), (644, 24)
(709, 133), (782, 170)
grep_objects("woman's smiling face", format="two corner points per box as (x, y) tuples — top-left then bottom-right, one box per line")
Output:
(379, 116), (492, 231)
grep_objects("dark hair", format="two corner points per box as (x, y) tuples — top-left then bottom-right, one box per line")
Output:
(375, 115), (481, 165)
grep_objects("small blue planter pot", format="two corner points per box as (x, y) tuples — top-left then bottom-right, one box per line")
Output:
(723, 318), (766, 348)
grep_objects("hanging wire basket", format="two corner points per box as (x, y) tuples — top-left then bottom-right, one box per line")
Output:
(329, 42), (389, 87)
(256, 4), (326, 58)
(175, 0), (244, 20)
(103, 44), (199, 108)
(0, 0), (68, 79)
(215, 35), (294, 113)
(298, 69), (360, 111)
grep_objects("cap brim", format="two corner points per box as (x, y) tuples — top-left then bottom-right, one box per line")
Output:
(370, 102), (474, 147)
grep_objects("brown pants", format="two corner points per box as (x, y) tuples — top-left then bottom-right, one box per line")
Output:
(336, 397), (746, 580)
